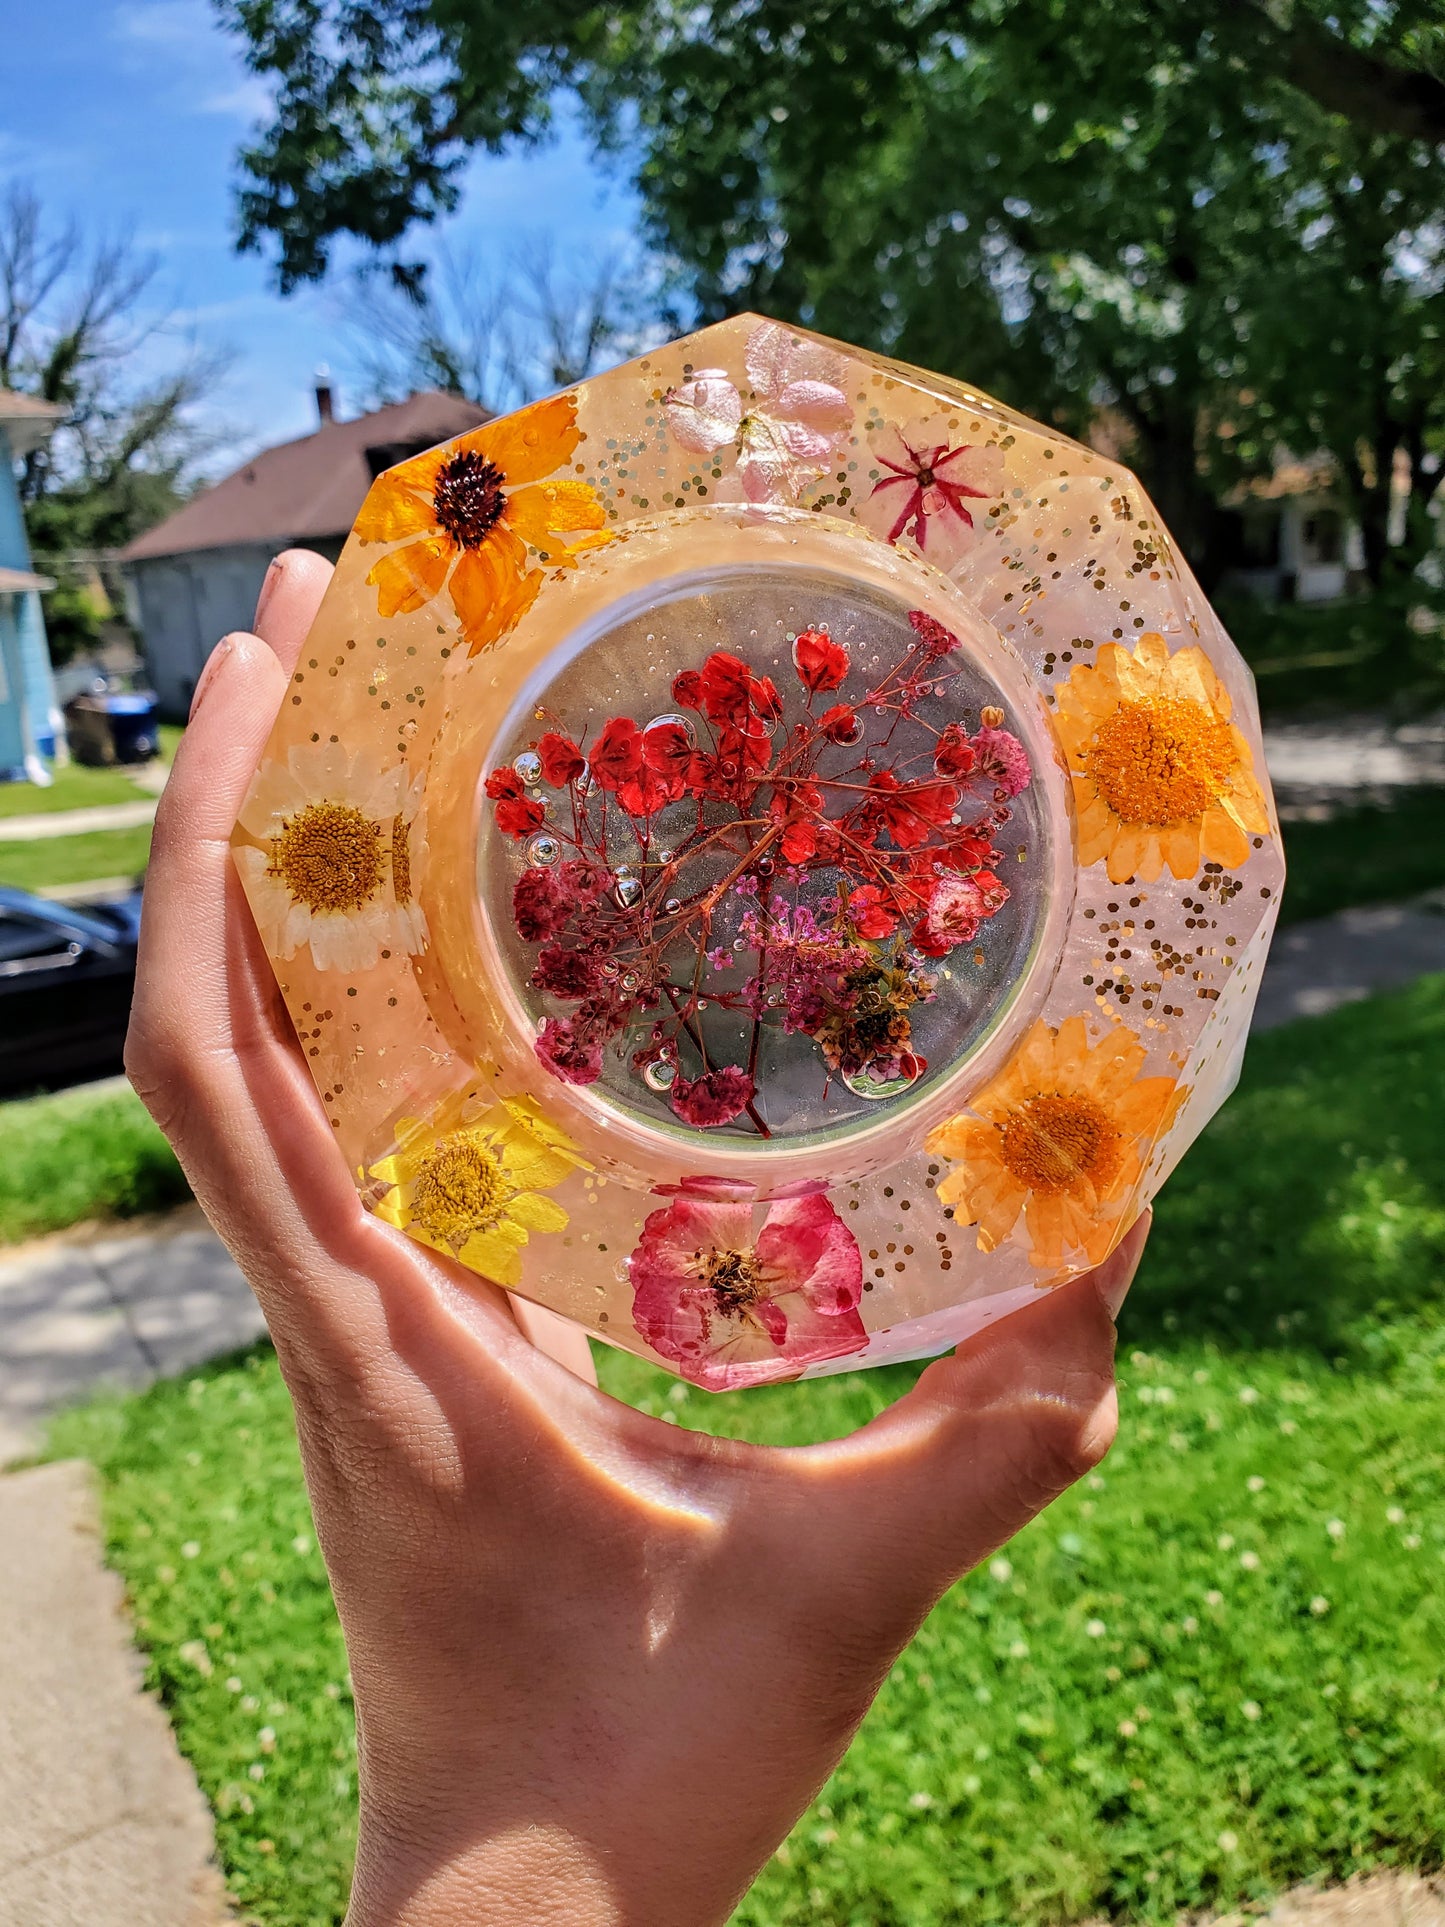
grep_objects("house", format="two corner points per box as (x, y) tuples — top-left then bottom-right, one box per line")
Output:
(1215, 456), (1367, 604)
(120, 385), (490, 716)
(0, 390), (65, 783)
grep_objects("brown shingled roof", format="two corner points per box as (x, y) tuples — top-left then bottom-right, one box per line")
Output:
(0, 388), (65, 459)
(120, 390), (491, 563)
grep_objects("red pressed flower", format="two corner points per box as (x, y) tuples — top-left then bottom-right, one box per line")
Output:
(535, 1014), (604, 1084)
(937, 826), (997, 874)
(861, 770), (958, 850)
(908, 610), (962, 661)
(489, 765), (545, 839)
(485, 765), (524, 800)
(818, 703), (858, 743)
(588, 716), (644, 792)
(810, 819), (844, 863)
(641, 720), (695, 784)
(780, 820), (818, 863)
(669, 1065), (756, 1128)
(512, 858), (605, 940)
(749, 673), (784, 721)
(793, 627), (849, 694)
(530, 944), (602, 998)
(537, 731), (585, 786)
(700, 650), (754, 722)
(768, 778), (823, 824)
(671, 668), (704, 710)
(848, 885), (900, 939)
(933, 722), (976, 778)
(619, 760), (684, 818)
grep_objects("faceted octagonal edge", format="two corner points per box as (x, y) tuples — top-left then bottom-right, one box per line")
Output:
(233, 315), (1283, 1392)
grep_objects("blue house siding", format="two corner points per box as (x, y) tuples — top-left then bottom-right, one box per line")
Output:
(0, 422), (60, 779)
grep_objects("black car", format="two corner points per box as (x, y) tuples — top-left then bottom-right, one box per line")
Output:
(0, 886), (143, 1098)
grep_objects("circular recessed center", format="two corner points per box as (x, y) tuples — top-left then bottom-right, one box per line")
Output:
(478, 561), (1052, 1149)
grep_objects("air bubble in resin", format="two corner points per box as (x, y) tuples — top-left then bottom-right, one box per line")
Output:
(525, 833), (561, 866)
(842, 1062), (922, 1102)
(514, 750), (542, 785)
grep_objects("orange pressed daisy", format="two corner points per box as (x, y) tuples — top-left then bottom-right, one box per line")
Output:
(355, 392), (611, 655)
(925, 1015), (1184, 1269)
(1052, 631), (1270, 883)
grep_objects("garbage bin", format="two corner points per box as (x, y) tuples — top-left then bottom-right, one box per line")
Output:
(65, 690), (160, 765)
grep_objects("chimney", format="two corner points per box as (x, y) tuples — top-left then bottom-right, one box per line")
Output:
(314, 365), (335, 425)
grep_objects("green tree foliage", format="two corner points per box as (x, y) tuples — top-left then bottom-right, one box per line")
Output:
(218, 0), (1445, 585)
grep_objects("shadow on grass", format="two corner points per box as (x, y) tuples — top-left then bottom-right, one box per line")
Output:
(1279, 789), (1445, 927)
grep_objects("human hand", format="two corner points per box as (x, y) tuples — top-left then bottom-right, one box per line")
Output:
(127, 550), (1149, 1927)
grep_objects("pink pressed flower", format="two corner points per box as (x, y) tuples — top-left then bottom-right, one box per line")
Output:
(628, 1191), (867, 1389)
(660, 367), (743, 457)
(663, 321), (853, 506)
(972, 724), (1032, 798)
(669, 1065), (756, 1128)
(861, 418), (1006, 570)
(913, 871), (1011, 957)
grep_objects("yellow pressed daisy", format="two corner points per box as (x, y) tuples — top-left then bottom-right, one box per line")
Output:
(354, 392), (611, 656)
(368, 1088), (586, 1287)
(1052, 631), (1270, 883)
(925, 1015), (1184, 1269)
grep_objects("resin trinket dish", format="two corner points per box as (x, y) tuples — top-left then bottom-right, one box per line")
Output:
(233, 315), (1282, 1391)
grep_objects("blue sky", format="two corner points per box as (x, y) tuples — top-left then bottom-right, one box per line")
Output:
(4, 0), (641, 465)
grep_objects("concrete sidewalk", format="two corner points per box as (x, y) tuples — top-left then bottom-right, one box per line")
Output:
(0, 1461), (230, 1926)
(0, 799), (158, 841)
(0, 1207), (264, 1465)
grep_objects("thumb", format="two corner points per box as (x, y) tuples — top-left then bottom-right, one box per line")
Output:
(803, 1214), (1149, 1622)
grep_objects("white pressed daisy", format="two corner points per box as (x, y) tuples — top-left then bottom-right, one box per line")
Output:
(236, 743), (411, 972)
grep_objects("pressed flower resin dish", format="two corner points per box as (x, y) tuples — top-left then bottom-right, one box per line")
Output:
(233, 316), (1282, 1391)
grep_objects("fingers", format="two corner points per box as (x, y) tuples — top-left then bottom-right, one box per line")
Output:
(133, 551), (334, 1060)
(794, 1215), (1151, 1626)
(124, 549), (597, 1395)
(125, 555), (373, 1324)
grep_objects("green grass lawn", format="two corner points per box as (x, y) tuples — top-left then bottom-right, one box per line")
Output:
(0, 822), (152, 893)
(0, 759), (155, 819)
(44, 976), (1445, 1926)
(1220, 594), (1445, 722)
(1279, 786), (1445, 926)
(0, 1081), (187, 1244)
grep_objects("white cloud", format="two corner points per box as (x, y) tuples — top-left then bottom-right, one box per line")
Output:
(200, 78), (273, 122)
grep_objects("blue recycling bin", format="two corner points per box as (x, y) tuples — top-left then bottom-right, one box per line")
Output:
(66, 689), (160, 765)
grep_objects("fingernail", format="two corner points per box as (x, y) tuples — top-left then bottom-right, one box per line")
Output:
(1094, 1209), (1151, 1321)
(189, 636), (233, 720)
(253, 556), (285, 630)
